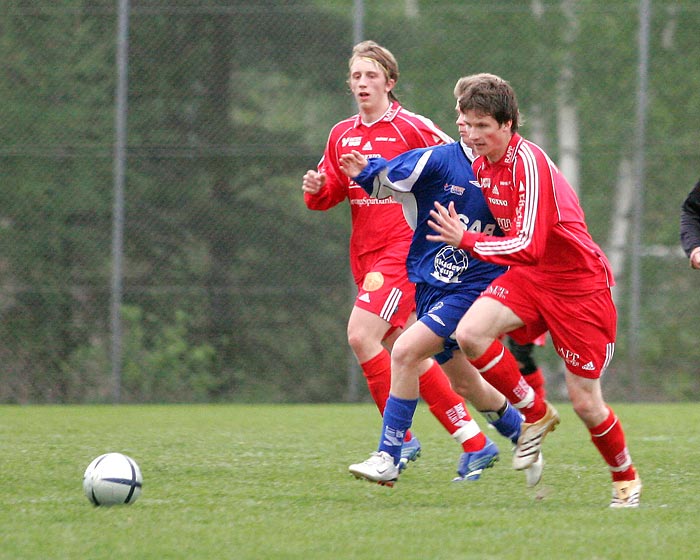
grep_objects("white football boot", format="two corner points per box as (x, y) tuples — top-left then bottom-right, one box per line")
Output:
(349, 451), (400, 486)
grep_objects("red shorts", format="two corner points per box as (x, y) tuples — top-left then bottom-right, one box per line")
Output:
(353, 252), (416, 332)
(481, 268), (616, 379)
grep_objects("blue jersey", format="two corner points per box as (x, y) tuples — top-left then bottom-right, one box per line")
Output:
(353, 141), (506, 293)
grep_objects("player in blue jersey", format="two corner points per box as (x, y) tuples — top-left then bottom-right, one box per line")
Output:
(340, 79), (546, 486)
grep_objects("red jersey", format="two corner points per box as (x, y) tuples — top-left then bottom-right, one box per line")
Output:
(459, 133), (614, 295)
(305, 101), (452, 283)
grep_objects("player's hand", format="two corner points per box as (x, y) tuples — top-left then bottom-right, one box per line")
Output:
(302, 169), (326, 195)
(690, 247), (700, 269)
(339, 150), (368, 178)
(426, 201), (464, 247)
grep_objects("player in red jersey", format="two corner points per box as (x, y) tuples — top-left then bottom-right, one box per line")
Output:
(452, 75), (548, 401)
(427, 73), (641, 507)
(302, 41), (493, 471)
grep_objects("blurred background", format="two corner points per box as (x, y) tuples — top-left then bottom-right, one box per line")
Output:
(0, 0), (698, 404)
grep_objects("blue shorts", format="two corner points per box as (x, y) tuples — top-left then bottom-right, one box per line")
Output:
(415, 283), (483, 364)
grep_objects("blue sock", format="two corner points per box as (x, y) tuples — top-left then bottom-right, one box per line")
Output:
(378, 395), (418, 465)
(486, 402), (523, 444)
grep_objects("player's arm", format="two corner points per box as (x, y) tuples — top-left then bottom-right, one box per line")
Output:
(469, 157), (551, 264)
(303, 127), (351, 210)
(680, 178), (700, 268)
(338, 151), (392, 199)
(303, 153), (349, 210)
(303, 174), (347, 210)
(427, 158), (551, 265)
(339, 148), (434, 198)
(302, 168), (326, 195)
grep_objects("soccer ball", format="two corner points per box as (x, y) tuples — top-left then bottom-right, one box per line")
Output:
(83, 452), (143, 506)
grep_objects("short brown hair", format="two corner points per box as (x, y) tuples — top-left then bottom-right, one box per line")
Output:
(348, 40), (400, 102)
(457, 73), (519, 132)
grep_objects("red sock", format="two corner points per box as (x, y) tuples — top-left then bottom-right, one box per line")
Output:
(589, 407), (636, 482)
(523, 368), (546, 400)
(361, 350), (413, 442)
(419, 361), (485, 452)
(470, 339), (545, 423)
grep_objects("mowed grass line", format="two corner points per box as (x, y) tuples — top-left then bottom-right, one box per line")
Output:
(0, 402), (696, 560)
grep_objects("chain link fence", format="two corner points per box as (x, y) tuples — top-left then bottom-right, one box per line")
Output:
(1, 0), (698, 403)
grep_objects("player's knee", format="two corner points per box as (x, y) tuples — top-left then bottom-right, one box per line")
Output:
(390, 337), (418, 370)
(347, 320), (373, 350)
(569, 388), (606, 425)
(346, 327), (363, 352)
(454, 323), (479, 355)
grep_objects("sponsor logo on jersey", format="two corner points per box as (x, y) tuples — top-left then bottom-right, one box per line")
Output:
(463, 217), (497, 236)
(556, 346), (581, 368)
(469, 180), (482, 189)
(341, 137), (362, 147)
(362, 141), (373, 151)
(350, 197), (398, 206)
(492, 184), (500, 195)
(488, 197), (508, 206)
(384, 105), (400, 120)
(427, 313), (445, 327)
(426, 302), (446, 326)
(430, 246), (469, 284)
(374, 136), (397, 142)
(504, 145), (516, 164)
(497, 217), (512, 231)
(443, 183), (465, 196)
(362, 271), (384, 292)
(483, 284), (509, 300)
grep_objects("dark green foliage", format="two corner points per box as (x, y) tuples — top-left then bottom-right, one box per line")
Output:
(0, 1), (698, 402)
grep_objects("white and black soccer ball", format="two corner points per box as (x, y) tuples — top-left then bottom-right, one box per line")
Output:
(83, 452), (143, 506)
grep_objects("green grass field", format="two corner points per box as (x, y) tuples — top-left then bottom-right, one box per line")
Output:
(1, 402), (697, 559)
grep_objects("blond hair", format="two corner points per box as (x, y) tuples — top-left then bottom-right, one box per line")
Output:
(348, 40), (400, 102)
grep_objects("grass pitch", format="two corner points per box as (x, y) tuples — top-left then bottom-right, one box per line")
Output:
(1, 402), (697, 559)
